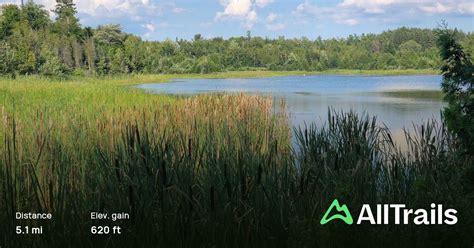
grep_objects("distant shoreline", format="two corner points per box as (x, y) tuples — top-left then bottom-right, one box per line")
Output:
(0, 69), (440, 87)
(111, 69), (441, 85)
(166, 69), (440, 79)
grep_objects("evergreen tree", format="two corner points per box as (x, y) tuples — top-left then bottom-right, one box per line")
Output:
(52, 0), (82, 37)
(437, 26), (474, 154)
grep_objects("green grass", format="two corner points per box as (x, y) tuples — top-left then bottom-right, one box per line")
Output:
(0, 75), (171, 122)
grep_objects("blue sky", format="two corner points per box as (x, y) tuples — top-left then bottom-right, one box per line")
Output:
(2, 0), (474, 40)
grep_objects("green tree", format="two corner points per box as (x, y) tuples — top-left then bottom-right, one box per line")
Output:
(123, 35), (144, 72)
(0, 41), (17, 76)
(462, 33), (474, 57)
(39, 45), (66, 76)
(397, 40), (422, 68)
(7, 21), (40, 74)
(437, 27), (474, 154)
(21, 1), (50, 30)
(53, 0), (82, 37)
(110, 48), (129, 74)
(193, 56), (219, 73)
(0, 4), (21, 39)
(94, 24), (126, 46)
(97, 56), (108, 75)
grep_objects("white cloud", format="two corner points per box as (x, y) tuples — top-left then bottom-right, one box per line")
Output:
(340, 0), (474, 15)
(419, 2), (451, 14)
(142, 23), (156, 32)
(28, 0), (55, 13)
(256, 0), (274, 8)
(142, 21), (170, 39)
(294, 1), (334, 17)
(216, 0), (275, 28)
(28, 0), (185, 35)
(32, 0), (144, 16)
(420, 1), (474, 15)
(247, 10), (258, 22)
(294, 0), (474, 27)
(200, 21), (214, 28)
(172, 7), (187, 14)
(458, 2), (474, 14)
(76, 0), (163, 19)
(265, 13), (286, 31)
(340, 0), (395, 14)
(266, 13), (278, 22)
(217, 0), (252, 16)
(266, 23), (285, 31)
(0, 1), (21, 6)
(4, 0), (164, 20)
(295, 1), (360, 26)
(335, 17), (359, 26)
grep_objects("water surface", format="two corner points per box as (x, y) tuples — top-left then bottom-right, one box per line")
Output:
(137, 75), (444, 143)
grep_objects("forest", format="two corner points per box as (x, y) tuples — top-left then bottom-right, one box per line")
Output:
(1, 0), (473, 77)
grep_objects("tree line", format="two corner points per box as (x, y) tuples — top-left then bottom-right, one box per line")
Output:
(1, 0), (473, 77)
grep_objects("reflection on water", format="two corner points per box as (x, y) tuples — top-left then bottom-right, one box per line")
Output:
(136, 75), (445, 145)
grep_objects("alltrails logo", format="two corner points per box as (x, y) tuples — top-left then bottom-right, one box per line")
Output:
(320, 199), (353, 225)
(320, 199), (458, 225)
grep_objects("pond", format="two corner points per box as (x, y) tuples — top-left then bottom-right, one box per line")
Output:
(136, 75), (445, 144)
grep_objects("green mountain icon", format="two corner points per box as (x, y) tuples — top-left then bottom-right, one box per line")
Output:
(320, 199), (353, 225)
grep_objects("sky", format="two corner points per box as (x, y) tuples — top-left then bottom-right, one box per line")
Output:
(1, 0), (473, 40)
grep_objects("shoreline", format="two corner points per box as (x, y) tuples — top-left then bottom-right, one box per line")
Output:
(120, 69), (440, 85)
(0, 69), (440, 86)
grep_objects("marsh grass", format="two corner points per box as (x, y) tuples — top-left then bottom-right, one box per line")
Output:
(294, 110), (472, 247)
(1, 93), (294, 247)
